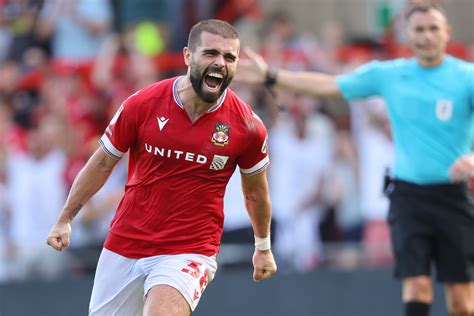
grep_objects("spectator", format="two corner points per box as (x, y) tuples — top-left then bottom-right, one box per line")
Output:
(36, 0), (112, 65)
(5, 115), (70, 280)
(269, 98), (333, 272)
(350, 97), (394, 268)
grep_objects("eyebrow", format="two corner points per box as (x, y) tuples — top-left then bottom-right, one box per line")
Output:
(202, 49), (237, 60)
(414, 23), (441, 29)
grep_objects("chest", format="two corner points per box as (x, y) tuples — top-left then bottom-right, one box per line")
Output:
(385, 75), (472, 126)
(135, 103), (247, 170)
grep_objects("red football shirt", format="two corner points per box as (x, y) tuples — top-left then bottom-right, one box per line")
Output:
(99, 77), (269, 258)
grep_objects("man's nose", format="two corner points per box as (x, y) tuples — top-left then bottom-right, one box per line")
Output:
(423, 30), (434, 41)
(213, 54), (225, 67)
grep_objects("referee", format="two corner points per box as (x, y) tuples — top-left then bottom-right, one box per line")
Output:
(236, 3), (474, 316)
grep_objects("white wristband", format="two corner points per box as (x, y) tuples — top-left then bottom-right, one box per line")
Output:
(254, 235), (271, 251)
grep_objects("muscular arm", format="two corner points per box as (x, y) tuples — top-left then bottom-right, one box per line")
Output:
(47, 147), (119, 250)
(59, 148), (118, 222)
(241, 169), (277, 281)
(241, 169), (272, 238)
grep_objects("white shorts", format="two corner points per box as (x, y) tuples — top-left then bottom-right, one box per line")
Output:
(89, 248), (218, 315)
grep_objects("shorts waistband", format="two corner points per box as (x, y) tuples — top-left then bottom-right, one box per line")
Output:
(393, 179), (470, 194)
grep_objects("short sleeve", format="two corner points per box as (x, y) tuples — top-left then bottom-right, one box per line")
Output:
(238, 112), (269, 176)
(336, 61), (383, 101)
(99, 91), (140, 159)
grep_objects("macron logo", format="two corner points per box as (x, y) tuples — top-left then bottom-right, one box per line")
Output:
(157, 116), (169, 131)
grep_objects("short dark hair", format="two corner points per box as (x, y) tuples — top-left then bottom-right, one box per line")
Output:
(187, 19), (239, 52)
(405, 2), (446, 20)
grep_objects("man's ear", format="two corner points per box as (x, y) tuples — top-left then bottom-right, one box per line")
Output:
(446, 24), (452, 42)
(183, 47), (191, 66)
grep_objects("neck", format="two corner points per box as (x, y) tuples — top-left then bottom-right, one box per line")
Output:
(417, 54), (445, 68)
(176, 77), (220, 123)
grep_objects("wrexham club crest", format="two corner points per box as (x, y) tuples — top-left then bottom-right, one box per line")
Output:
(211, 123), (230, 146)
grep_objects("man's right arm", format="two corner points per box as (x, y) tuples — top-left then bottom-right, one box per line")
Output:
(46, 147), (119, 251)
(236, 48), (342, 98)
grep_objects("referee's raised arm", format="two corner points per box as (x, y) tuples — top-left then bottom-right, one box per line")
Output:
(236, 47), (342, 98)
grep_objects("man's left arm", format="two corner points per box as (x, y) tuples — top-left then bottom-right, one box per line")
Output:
(241, 170), (277, 282)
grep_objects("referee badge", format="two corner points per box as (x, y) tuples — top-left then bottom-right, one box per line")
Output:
(211, 123), (230, 146)
(436, 100), (453, 121)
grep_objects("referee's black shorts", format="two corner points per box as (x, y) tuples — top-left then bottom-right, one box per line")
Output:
(388, 179), (474, 283)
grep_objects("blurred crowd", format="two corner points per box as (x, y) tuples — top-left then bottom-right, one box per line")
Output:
(0, 0), (473, 282)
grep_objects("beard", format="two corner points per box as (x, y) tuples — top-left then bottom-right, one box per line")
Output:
(189, 62), (233, 103)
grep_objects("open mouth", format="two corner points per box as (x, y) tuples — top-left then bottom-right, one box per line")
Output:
(204, 72), (224, 92)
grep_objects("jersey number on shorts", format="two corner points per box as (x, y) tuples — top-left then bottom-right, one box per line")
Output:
(181, 260), (209, 300)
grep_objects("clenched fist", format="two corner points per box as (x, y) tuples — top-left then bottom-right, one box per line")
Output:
(46, 221), (72, 251)
(252, 249), (277, 283)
